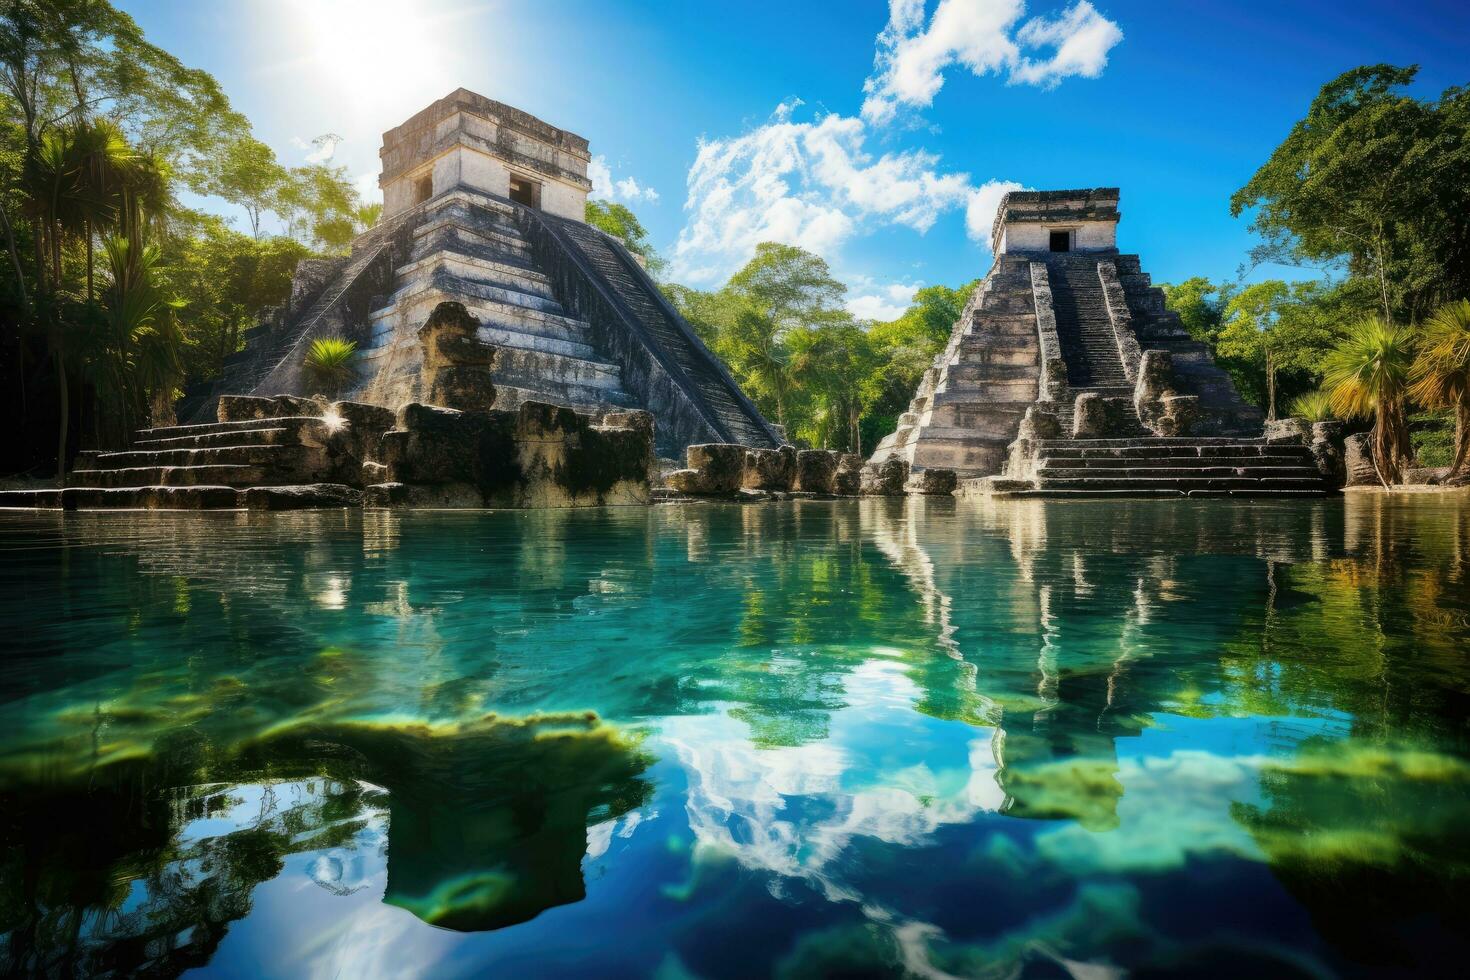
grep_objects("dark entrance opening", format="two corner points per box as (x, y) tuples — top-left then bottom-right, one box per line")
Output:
(1049, 230), (1071, 252)
(509, 176), (541, 209)
(413, 174), (432, 206)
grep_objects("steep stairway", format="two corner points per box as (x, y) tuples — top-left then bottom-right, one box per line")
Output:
(356, 192), (638, 414)
(1046, 257), (1129, 388)
(541, 214), (780, 448)
(867, 255), (1039, 475)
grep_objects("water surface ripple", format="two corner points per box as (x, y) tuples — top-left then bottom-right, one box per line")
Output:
(1, 495), (1467, 977)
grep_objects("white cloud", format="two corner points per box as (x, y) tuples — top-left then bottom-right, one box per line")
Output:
(292, 133), (342, 165)
(589, 154), (660, 204)
(861, 0), (1123, 124)
(673, 102), (1002, 285)
(848, 281), (922, 321)
(965, 178), (1027, 243)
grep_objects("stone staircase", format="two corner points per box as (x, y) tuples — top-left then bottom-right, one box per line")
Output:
(976, 437), (1329, 497)
(67, 416), (333, 490)
(542, 214), (779, 448)
(355, 191), (638, 414)
(1047, 256), (1128, 388)
(867, 255), (1040, 476)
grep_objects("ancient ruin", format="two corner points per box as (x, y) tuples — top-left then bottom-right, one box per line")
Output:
(176, 89), (780, 459)
(869, 188), (1334, 497)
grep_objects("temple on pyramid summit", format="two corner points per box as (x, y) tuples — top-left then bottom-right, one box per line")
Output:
(866, 188), (1326, 497)
(177, 89), (780, 458)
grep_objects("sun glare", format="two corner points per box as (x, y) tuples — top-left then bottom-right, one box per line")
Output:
(290, 0), (461, 117)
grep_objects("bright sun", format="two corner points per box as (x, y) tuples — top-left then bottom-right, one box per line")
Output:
(289, 0), (462, 117)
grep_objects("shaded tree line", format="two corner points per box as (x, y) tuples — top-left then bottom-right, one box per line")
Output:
(0, 0), (376, 478)
(1164, 64), (1470, 484)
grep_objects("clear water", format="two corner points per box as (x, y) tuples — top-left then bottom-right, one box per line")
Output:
(1, 495), (1467, 978)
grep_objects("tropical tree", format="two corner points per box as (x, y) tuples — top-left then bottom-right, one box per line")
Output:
(1231, 65), (1470, 323)
(1216, 280), (1342, 419)
(1408, 299), (1470, 481)
(302, 336), (356, 397)
(199, 135), (287, 239)
(789, 320), (877, 452)
(1322, 317), (1415, 485)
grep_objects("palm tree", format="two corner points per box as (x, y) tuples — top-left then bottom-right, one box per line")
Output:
(1322, 317), (1415, 485)
(1408, 299), (1470, 482)
(303, 337), (358, 398)
(1287, 389), (1335, 422)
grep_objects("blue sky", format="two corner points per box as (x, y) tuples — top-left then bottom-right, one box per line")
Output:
(121, 0), (1470, 319)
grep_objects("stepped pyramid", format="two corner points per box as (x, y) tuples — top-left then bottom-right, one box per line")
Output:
(178, 90), (779, 458)
(867, 189), (1322, 497)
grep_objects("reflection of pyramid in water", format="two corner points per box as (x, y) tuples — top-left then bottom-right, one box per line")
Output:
(0, 712), (653, 973)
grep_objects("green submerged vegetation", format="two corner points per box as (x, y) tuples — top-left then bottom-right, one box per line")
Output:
(1, 495), (1468, 975)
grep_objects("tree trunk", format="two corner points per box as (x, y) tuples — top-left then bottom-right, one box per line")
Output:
(85, 219), (93, 301)
(1450, 400), (1470, 482)
(1266, 350), (1277, 421)
(1371, 395), (1409, 486)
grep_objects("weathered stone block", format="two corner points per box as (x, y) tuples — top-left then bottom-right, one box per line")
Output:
(861, 457), (909, 496)
(241, 483), (363, 510)
(1264, 417), (1312, 444)
(742, 446), (797, 491)
(906, 468), (957, 495)
(364, 481), (482, 508)
(1155, 395), (1199, 436)
(1309, 421), (1346, 489)
(686, 444), (746, 493)
(1016, 405), (1061, 441)
(665, 469), (705, 494)
(417, 301), (499, 411)
(1072, 393), (1133, 438)
(381, 403), (516, 488)
(832, 454), (864, 496)
(793, 450), (838, 494)
(512, 401), (651, 507)
(218, 393), (322, 423)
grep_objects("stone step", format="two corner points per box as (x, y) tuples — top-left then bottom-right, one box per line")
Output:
(394, 252), (556, 304)
(492, 346), (625, 392)
(1036, 453), (1315, 469)
(0, 486), (244, 510)
(90, 444), (317, 470)
(1034, 476), (1326, 492)
(986, 487), (1331, 499)
(134, 426), (297, 450)
(494, 382), (638, 412)
(135, 416), (324, 442)
(1037, 437), (1285, 448)
(67, 464), (272, 489)
(1037, 465), (1323, 480)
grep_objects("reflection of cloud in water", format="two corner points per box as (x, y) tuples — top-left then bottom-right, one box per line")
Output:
(664, 660), (1004, 902)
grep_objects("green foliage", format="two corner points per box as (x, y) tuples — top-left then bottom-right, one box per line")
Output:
(1323, 316), (1416, 483)
(1161, 277), (1232, 344)
(1216, 279), (1347, 418)
(666, 244), (975, 453)
(585, 199), (663, 275)
(1288, 389), (1335, 422)
(1408, 299), (1470, 473)
(1231, 65), (1470, 323)
(302, 337), (357, 396)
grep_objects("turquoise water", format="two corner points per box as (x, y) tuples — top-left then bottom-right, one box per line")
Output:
(1, 495), (1468, 977)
